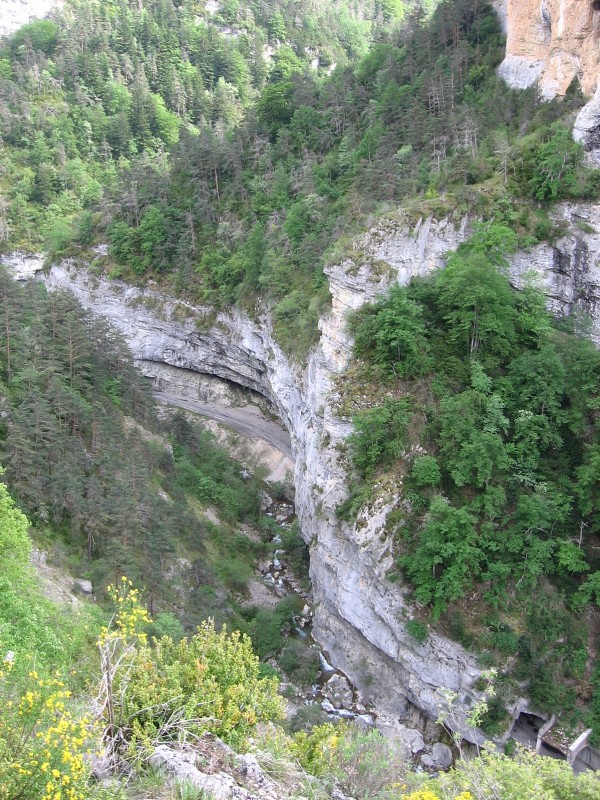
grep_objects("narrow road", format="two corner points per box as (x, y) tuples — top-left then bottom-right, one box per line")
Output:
(154, 391), (293, 458)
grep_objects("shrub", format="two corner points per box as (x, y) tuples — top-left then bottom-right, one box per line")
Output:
(405, 619), (428, 644)
(0, 664), (95, 800)
(349, 399), (412, 477)
(352, 285), (431, 378)
(279, 640), (320, 686)
(411, 456), (441, 488)
(430, 747), (600, 799)
(98, 580), (284, 762)
(526, 126), (583, 201)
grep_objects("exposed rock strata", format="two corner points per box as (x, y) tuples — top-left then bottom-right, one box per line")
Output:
(498, 0), (600, 99)
(6, 203), (600, 739)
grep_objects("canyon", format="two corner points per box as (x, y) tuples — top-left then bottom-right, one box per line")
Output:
(4, 0), (600, 752)
(7, 200), (600, 743)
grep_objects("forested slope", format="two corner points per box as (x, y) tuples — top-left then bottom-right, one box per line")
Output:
(2, 0), (596, 356)
(0, 268), (276, 632)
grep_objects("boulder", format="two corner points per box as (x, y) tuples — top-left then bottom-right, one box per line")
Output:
(73, 579), (93, 595)
(150, 745), (238, 800)
(324, 673), (354, 710)
(398, 726), (425, 755)
(431, 742), (453, 769)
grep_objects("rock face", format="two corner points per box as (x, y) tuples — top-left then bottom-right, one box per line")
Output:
(0, 0), (61, 36)
(498, 0), (600, 99)
(150, 741), (285, 800)
(574, 82), (600, 159)
(7, 202), (600, 740)
(32, 223), (487, 741)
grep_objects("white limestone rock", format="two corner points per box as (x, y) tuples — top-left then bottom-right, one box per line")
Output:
(431, 742), (453, 769)
(73, 578), (93, 595)
(36, 200), (600, 742)
(1, 252), (44, 281)
(398, 726), (426, 756)
(574, 84), (600, 164)
(497, 55), (544, 90)
(150, 744), (282, 800)
(0, 0), (61, 36)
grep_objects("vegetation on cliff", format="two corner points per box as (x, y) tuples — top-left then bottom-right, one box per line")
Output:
(343, 223), (600, 734)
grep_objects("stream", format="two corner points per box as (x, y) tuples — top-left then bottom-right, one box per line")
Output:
(262, 496), (376, 727)
(153, 385), (375, 726)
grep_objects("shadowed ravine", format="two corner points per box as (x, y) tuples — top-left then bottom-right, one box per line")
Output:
(153, 391), (293, 457)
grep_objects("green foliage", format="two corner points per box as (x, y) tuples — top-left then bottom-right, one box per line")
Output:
(348, 399), (412, 478)
(429, 747), (600, 799)
(123, 620), (284, 749)
(0, 271), (267, 641)
(526, 125), (584, 201)
(0, 475), (30, 577)
(10, 19), (59, 55)
(170, 413), (261, 526)
(278, 640), (320, 685)
(437, 252), (517, 364)
(243, 596), (301, 660)
(405, 619), (428, 643)
(146, 612), (185, 642)
(411, 456), (441, 488)
(400, 496), (480, 619)
(0, 667), (95, 800)
(352, 285), (430, 377)
(279, 521), (311, 589)
(292, 723), (408, 796)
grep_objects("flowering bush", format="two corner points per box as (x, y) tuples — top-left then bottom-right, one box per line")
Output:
(291, 723), (342, 776)
(292, 722), (410, 798)
(96, 577), (283, 770)
(0, 659), (94, 800)
(121, 620), (284, 751)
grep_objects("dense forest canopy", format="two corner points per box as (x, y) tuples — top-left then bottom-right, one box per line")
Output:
(1, 0), (596, 355)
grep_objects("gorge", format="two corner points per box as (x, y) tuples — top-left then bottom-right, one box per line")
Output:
(7, 197), (600, 744)
(4, 1), (600, 790)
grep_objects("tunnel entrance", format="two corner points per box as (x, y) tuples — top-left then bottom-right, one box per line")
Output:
(593, 0), (600, 12)
(511, 713), (565, 761)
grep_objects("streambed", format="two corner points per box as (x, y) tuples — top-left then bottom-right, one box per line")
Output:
(262, 495), (376, 728)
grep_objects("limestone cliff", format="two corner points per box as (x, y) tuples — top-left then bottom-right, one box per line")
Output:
(0, 0), (60, 36)
(498, 0), (600, 98)
(8, 201), (600, 741)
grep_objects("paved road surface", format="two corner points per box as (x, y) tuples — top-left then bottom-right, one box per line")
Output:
(154, 391), (293, 458)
